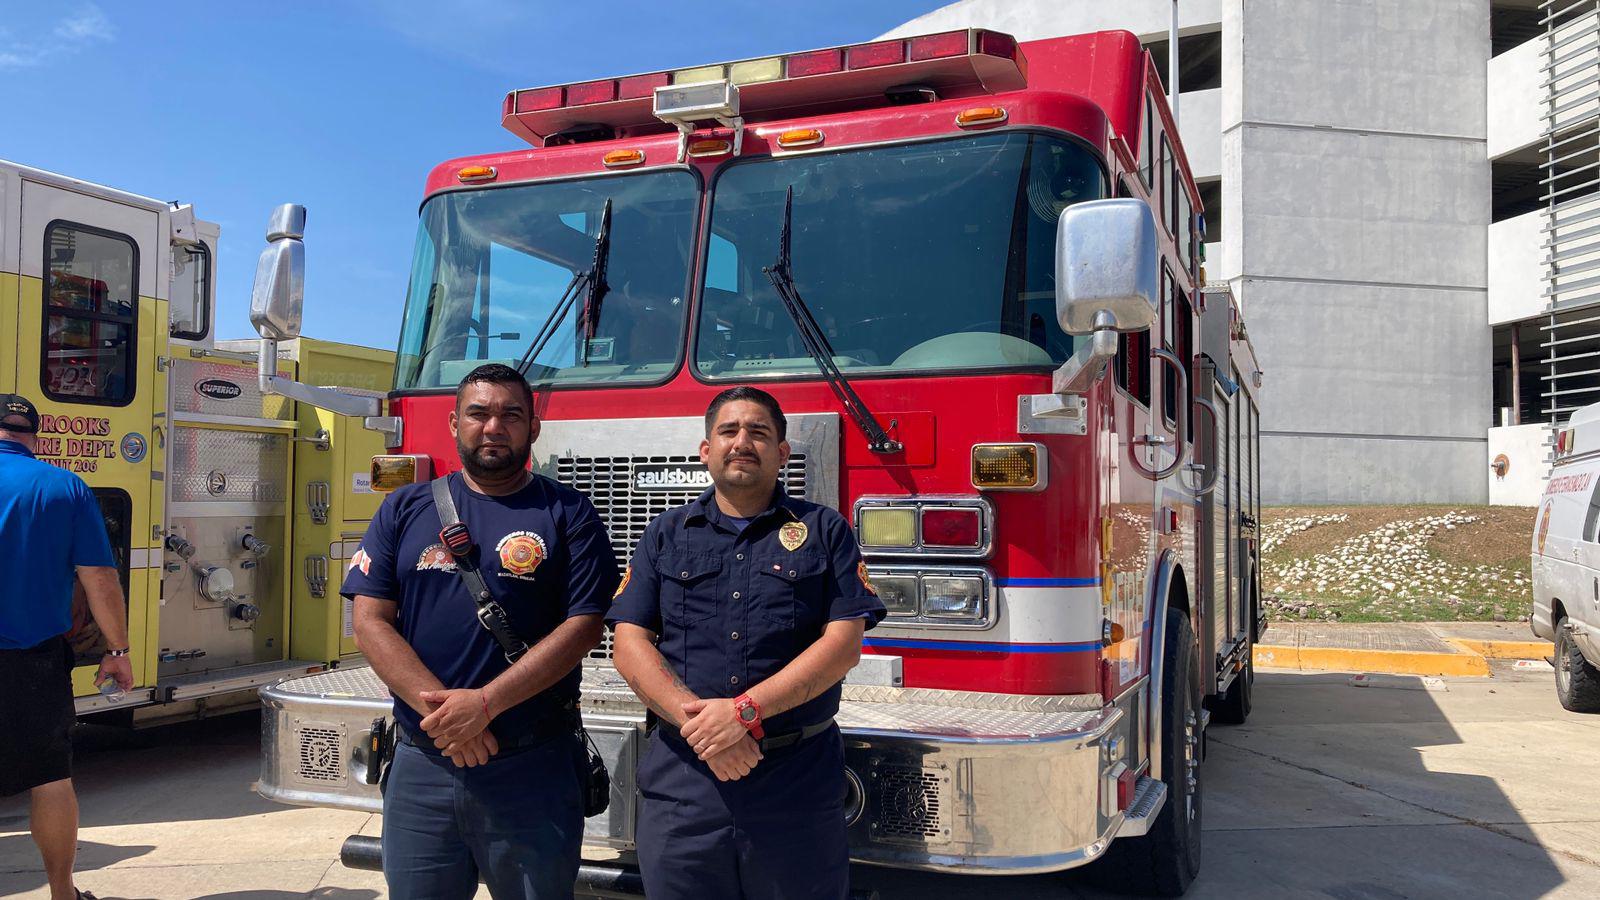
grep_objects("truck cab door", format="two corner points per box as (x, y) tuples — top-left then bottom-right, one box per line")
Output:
(17, 179), (165, 700)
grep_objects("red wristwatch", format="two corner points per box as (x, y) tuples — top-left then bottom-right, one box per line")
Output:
(733, 693), (764, 740)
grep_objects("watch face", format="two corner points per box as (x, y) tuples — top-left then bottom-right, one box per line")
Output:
(739, 705), (758, 722)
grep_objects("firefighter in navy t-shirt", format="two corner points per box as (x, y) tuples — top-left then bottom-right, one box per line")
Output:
(342, 364), (619, 900)
(608, 387), (886, 900)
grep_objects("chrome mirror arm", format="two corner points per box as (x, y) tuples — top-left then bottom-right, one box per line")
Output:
(1053, 309), (1120, 395)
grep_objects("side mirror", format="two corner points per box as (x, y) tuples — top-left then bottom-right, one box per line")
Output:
(1054, 198), (1158, 336)
(249, 204), (306, 341)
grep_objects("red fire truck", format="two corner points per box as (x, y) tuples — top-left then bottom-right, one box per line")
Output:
(256, 27), (1263, 896)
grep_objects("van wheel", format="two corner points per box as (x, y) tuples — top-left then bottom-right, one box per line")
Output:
(1556, 617), (1600, 713)
(1091, 608), (1203, 896)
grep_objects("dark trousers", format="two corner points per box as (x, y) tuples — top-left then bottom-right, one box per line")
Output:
(381, 733), (585, 900)
(635, 724), (849, 900)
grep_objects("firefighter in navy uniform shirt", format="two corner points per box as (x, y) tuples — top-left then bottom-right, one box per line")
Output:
(343, 364), (619, 900)
(608, 387), (886, 900)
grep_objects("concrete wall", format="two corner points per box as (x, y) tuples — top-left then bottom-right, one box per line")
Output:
(1488, 423), (1550, 506)
(1489, 209), (1546, 326)
(1488, 35), (1545, 160)
(1184, 88), (1222, 181)
(1227, 0), (1491, 504)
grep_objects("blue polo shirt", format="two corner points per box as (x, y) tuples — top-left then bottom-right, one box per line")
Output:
(0, 439), (116, 648)
(607, 488), (886, 736)
(341, 472), (619, 751)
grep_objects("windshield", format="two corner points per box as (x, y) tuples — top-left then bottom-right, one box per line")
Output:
(394, 171), (700, 390)
(695, 132), (1102, 379)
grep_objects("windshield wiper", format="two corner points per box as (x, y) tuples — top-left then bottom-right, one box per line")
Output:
(763, 186), (902, 455)
(514, 198), (612, 376)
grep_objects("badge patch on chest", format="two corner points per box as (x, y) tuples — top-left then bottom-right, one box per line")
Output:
(415, 543), (459, 573)
(778, 521), (808, 551)
(495, 531), (548, 579)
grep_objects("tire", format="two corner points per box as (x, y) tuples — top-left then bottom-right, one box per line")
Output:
(1211, 646), (1252, 726)
(1555, 617), (1600, 713)
(1092, 608), (1203, 896)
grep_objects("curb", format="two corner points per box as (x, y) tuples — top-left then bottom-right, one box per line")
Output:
(1443, 638), (1553, 660)
(1253, 644), (1490, 677)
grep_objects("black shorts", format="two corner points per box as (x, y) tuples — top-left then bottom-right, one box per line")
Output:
(0, 636), (75, 796)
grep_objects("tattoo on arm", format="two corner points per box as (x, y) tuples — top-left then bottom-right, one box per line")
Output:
(621, 666), (687, 727)
(657, 659), (691, 695)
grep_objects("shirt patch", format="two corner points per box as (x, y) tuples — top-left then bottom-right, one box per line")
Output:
(857, 560), (877, 595)
(415, 543), (459, 573)
(614, 564), (632, 599)
(496, 530), (548, 580)
(778, 521), (808, 551)
(350, 547), (372, 576)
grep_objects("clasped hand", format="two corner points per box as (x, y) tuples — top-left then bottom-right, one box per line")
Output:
(681, 698), (762, 782)
(419, 688), (498, 768)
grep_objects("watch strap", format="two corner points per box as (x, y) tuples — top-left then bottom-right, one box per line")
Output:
(104, 647), (130, 657)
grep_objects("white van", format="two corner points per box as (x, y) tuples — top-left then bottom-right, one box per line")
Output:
(1532, 403), (1600, 712)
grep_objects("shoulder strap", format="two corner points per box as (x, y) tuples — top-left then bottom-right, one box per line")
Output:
(431, 475), (530, 663)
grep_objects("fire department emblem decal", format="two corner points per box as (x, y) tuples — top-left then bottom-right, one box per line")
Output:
(496, 531), (548, 579)
(1537, 504), (1553, 556)
(857, 561), (877, 595)
(415, 543), (458, 573)
(778, 521), (808, 551)
(349, 548), (372, 576)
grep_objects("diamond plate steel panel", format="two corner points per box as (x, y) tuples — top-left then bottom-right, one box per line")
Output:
(276, 665), (392, 700)
(170, 427), (289, 503)
(169, 358), (290, 419)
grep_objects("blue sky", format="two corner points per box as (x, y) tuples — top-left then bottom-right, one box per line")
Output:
(0, 1), (942, 348)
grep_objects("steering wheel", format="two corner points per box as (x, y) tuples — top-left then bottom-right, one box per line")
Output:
(946, 318), (1075, 361)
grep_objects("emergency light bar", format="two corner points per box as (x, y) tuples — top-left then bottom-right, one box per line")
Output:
(501, 29), (1027, 148)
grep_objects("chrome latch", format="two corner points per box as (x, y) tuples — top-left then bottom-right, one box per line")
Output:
(307, 481), (331, 525)
(306, 555), (329, 599)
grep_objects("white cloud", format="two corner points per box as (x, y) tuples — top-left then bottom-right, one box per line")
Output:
(0, 4), (115, 70)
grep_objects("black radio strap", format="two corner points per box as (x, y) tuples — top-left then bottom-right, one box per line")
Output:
(431, 475), (530, 663)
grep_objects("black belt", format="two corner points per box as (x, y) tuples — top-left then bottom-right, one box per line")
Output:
(758, 718), (835, 752)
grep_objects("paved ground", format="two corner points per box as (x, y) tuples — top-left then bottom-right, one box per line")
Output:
(2, 661), (1597, 899)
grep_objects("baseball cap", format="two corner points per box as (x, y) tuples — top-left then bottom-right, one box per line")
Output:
(0, 394), (40, 434)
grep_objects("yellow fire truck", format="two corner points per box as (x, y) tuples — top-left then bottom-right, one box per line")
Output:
(0, 159), (392, 724)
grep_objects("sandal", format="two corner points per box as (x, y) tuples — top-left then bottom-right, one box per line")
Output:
(77, 890), (98, 900)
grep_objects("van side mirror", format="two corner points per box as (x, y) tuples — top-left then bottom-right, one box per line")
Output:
(249, 204), (306, 341)
(1054, 198), (1158, 336)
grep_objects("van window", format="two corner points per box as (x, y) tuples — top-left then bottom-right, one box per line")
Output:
(42, 222), (138, 406)
(1585, 479), (1600, 542)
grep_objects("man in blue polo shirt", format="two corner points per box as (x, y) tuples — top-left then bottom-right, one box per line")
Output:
(344, 364), (619, 900)
(0, 393), (133, 900)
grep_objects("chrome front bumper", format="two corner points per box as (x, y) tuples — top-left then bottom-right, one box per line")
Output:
(259, 667), (1157, 874)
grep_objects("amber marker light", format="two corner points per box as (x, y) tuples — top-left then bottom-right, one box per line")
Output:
(603, 149), (645, 168)
(776, 128), (825, 149)
(955, 106), (1008, 128)
(687, 138), (733, 157)
(971, 443), (1044, 490)
(371, 455), (431, 492)
(456, 165), (497, 184)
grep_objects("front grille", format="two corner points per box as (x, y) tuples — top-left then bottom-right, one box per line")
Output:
(556, 453), (808, 661)
(871, 765), (948, 843)
(295, 725), (344, 784)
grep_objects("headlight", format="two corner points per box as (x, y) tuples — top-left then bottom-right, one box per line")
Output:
(922, 575), (985, 620)
(873, 574), (919, 617)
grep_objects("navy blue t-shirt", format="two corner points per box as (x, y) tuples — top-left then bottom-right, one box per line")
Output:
(0, 440), (116, 648)
(606, 488), (885, 735)
(341, 473), (620, 748)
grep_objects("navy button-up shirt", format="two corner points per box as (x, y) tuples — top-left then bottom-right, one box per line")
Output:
(608, 487), (885, 735)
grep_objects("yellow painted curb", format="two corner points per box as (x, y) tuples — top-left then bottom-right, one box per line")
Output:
(1254, 644), (1490, 677)
(1444, 638), (1553, 660)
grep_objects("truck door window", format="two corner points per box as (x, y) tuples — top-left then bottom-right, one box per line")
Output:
(170, 243), (210, 341)
(42, 221), (138, 406)
(1584, 480), (1600, 542)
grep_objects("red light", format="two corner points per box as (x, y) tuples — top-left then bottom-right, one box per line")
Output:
(909, 31), (969, 61)
(847, 40), (906, 69)
(617, 72), (670, 100)
(514, 87), (563, 114)
(977, 30), (1019, 60)
(921, 508), (981, 548)
(787, 48), (844, 77)
(567, 79), (616, 106)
